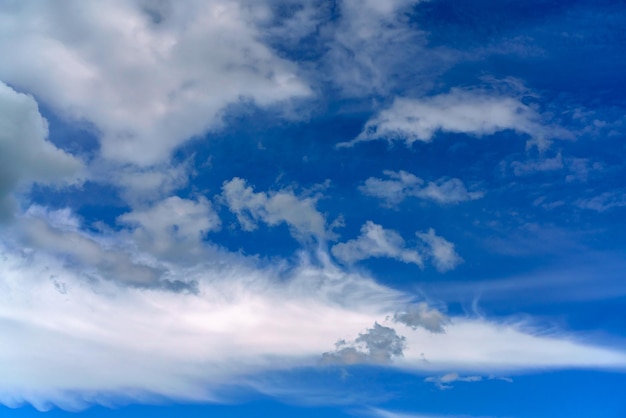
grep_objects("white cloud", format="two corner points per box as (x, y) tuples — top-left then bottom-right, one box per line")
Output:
(331, 221), (423, 267)
(118, 196), (221, 262)
(416, 229), (463, 273)
(0, 81), (83, 220)
(221, 177), (331, 241)
(424, 372), (482, 390)
(0, 1), (311, 167)
(360, 170), (484, 206)
(342, 88), (570, 147)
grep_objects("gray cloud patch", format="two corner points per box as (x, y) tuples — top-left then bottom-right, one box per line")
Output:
(322, 322), (406, 365)
(392, 303), (449, 333)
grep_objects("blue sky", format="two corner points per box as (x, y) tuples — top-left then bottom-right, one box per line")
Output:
(1, 1), (626, 417)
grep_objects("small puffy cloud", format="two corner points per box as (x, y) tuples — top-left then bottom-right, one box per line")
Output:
(0, 1), (311, 167)
(118, 196), (221, 260)
(360, 170), (484, 206)
(424, 372), (482, 390)
(0, 81), (83, 220)
(393, 303), (449, 333)
(322, 322), (406, 365)
(416, 229), (462, 273)
(221, 177), (330, 241)
(342, 88), (569, 147)
(331, 221), (423, 266)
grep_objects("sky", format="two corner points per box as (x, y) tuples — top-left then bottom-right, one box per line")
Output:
(1, 0), (626, 417)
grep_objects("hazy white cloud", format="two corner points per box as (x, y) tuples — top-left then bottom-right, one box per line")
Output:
(0, 0), (311, 167)
(1, 230), (625, 410)
(360, 170), (484, 206)
(416, 229), (463, 273)
(511, 153), (564, 176)
(222, 177), (331, 241)
(323, 0), (452, 96)
(331, 221), (423, 266)
(0, 81), (83, 220)
(343, 88), (570, 147)
(424, 372), (482, 390)
(575, 191), (626, 212)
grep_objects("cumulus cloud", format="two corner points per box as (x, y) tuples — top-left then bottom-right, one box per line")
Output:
(118, 196), (221, 261)
(221, 177), (331, 241)
(424, 373), (482, 390)
(0, 81), (83, 220)
(342, 88), (570, 147)
(0, 1), (311, 167)
(416, 229), (462, 273)
(360, 170), (484, 206)
(331, 221), (423, 267)
(392, 303), (449, 333)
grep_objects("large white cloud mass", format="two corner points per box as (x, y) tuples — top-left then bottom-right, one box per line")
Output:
(0, 0), (311, 166)
(0, 81), (83, 220)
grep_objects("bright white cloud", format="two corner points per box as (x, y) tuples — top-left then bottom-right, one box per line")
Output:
(360, 170), (484, 206)
(331, 221), (423, 267)
(0, 1), (311, 167)
(222, 177), (331, 241)
(343, 88), (570, 147)
(0, 81), (83, 220)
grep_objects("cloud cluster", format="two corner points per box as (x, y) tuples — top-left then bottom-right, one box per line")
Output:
(331, 221), (423, 267)
(331, 222), (462, 273)
(360, 170), (484, 206)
